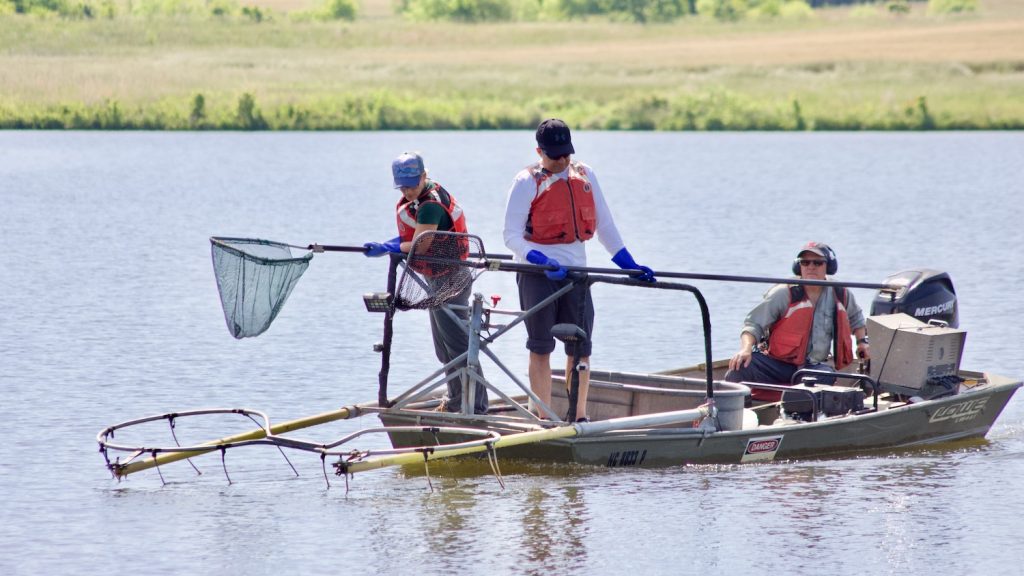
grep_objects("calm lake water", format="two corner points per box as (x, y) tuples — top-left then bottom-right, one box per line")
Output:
(2, 131), (1023, 575)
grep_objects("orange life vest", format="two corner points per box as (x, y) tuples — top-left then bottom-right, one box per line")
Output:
(524, 161), (597, 245)
(766, 285), (854, 370)
(395, 182), (468, 276)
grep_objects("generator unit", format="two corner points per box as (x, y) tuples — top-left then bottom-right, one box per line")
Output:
(866, 313), (966, 399)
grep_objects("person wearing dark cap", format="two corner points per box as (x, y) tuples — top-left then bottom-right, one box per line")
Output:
(364, 152), (489, 414)
(503, 118), (655, 422)
(724, 242), (871, 401)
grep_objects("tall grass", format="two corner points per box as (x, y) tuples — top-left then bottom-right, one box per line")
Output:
(1, 5), (1022, 130)
(3, 87), (1021, 130)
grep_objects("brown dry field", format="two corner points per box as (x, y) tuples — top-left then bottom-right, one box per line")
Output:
(339, 19), (1024, 67)
(2, 0), (1023, 116)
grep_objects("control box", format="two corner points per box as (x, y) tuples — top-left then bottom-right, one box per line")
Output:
(866, 313), (966, 398)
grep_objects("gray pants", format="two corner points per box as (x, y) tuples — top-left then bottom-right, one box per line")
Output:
(429, 281), (489, 414)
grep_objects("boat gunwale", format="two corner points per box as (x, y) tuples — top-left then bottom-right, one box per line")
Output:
(378, 373), (1022, 440)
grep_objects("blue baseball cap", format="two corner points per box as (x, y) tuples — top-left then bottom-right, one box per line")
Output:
(392, 152), (425, 189)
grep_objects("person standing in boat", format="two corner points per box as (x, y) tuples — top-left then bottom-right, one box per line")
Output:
(725, 242), (871, 400)
(363, 152), (489, 414)
(503, 118), (655, 422)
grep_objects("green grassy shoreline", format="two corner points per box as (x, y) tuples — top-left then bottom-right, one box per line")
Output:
(3, 7), (1023, 130)
(4, 88), (1022, 131)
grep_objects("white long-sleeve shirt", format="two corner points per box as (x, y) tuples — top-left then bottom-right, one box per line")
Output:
(502, 162), (625, 267)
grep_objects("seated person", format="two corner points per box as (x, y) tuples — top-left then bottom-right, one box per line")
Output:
(724, 242), (871, 401)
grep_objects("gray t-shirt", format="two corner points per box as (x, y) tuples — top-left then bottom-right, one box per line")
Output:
(741, 282), (866, 364)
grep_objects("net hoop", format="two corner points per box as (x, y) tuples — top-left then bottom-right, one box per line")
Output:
(210, 237), (313, 338)
(393, 231), (485, 311)
(210, 237), (313, 266)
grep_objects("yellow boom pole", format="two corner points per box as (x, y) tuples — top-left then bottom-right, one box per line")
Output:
(340, 424), (580, 474)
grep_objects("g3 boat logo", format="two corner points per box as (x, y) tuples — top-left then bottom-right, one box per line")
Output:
(929, 397), (988, 424)
(741, 435), (784, 463)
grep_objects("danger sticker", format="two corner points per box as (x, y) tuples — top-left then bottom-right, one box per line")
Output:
(742, 435), (783, 462)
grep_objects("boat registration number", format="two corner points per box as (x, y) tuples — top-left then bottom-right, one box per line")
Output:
(607, 449), (647, 467)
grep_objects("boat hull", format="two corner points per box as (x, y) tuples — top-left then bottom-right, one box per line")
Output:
(380, 377), (1020, 468)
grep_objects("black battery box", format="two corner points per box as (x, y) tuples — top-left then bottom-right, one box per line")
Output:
(782, 384), (865, 417)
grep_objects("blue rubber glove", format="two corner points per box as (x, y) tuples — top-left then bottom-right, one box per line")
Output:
(364, 236), (402, 258)
(611, 247), (656, 282)
(526, 249), (568, 281)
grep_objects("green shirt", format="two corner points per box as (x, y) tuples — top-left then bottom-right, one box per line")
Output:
(415, 181), (455, 231)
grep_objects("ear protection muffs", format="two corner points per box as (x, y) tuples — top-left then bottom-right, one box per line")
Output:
(792, 242), (838, 275)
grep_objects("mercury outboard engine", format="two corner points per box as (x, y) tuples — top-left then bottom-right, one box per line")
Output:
(870, 269), (958, 327)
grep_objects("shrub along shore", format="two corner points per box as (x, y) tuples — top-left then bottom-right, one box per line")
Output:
(2, 4), (1023, 130)
(4, 88), (1023, 131)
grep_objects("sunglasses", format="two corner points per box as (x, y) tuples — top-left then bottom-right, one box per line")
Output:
(544, 151), (571, 161)
(799, 259), (827, 267)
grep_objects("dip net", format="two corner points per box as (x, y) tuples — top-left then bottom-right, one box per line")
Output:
(393, 232), (484, 311)
(210, 237), (312, 339)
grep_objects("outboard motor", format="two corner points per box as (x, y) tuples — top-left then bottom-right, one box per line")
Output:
(871, 269), (958, 327)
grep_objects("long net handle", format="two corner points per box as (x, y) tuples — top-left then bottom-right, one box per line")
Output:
(292, 240), (891, 291)
(306, 244), (368, 253)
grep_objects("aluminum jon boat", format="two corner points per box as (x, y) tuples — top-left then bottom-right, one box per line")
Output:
(98, 235), (1021, 484)
(373, 271), (1020, 469)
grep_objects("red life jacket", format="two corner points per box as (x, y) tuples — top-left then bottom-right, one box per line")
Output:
(395, 182), (468, 276)
(749, 286), (854, 402)
(524, 161), (597, 245)
(766, 285), (854, 370)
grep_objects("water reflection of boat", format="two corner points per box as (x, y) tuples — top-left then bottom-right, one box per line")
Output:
(97, 235), (1021, 483)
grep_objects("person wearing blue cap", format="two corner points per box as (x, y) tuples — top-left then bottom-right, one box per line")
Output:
(363, 152), (489, 414)
(503, 119), (655, 422)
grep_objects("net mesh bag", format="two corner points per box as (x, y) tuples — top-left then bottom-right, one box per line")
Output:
(210, 237), (313, 338)
(393, 231), (484, 311)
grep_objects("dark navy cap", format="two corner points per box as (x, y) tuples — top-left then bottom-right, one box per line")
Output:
(535, 118), (575, 158)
